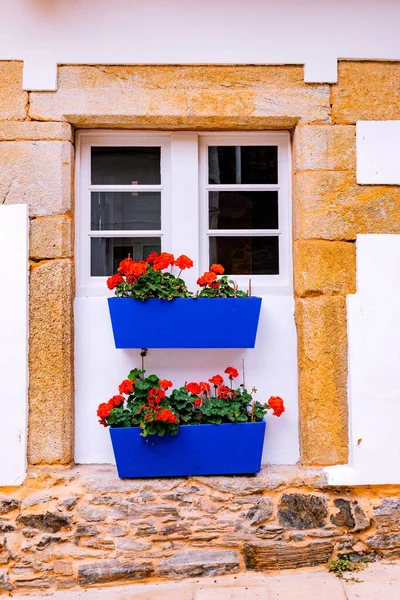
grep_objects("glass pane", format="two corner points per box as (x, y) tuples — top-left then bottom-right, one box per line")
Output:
(208, 146), (278, 185)
(91, 147), (161, 185)
(209, 191), (278, 230)
(91, 192), (161, 231)
(209, 236), (279, 275)
(91, 237), (161, 276)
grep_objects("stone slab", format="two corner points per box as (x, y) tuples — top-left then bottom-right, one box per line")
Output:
(0, 61), (27, 120)
(333, 62), (400, 124)
(0, 141), (73, 216)
(0, 121), (73, 142)
(29, 65), (331, 125)
(294, 125), (356, 171)
(30, 216), (73, 259)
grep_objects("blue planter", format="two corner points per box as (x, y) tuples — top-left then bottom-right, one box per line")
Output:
(110, 419), (266, 478)
(108, 297), (262, 348)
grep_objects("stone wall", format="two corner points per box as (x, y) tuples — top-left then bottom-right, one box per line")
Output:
(3, 60), (399, 467)
(1, 59), (400, 592)
(0, 466), (399, 593)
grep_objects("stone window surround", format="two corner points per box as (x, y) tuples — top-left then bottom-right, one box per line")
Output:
(12, 62), (385, 469)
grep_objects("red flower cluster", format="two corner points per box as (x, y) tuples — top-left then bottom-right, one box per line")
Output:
(268, 396), (285, 417)
(197, 271), (217, 287)
(159, 379), (173, 390)
(151, 252), (175, 271)
(217, 385), (237, 400)
(118, 379), (134, 395)
(186, 382), (201, 395)
(107, 274), (124, 290)
(210, 264), (225, 275)
(174, 255), (193, 270)
(209, 374), (223, 387)
(148, 387), (166, 405)
(156, 408), (178, 423)
(225, 366), (239, 380)
(97, 394), (124, 426)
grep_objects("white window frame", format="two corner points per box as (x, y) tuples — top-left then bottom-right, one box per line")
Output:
(76, 131), (291, 297)
(76, 131), (171, 296)
(199, 132), (292, 294)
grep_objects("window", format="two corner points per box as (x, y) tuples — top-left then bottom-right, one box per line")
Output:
(76, 134), (171, 293)
(199, 134), (291, 291)
(76, 132), (291, 295)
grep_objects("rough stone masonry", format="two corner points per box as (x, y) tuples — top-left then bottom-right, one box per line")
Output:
(0, 465), (399, 593)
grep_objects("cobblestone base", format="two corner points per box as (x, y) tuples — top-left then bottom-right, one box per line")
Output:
(0, 465), (399, 593)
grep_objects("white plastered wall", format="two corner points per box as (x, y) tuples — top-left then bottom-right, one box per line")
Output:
(1, 0), (400, 89)
(326, 236), (400, 485)
(0, 205), (28, 486)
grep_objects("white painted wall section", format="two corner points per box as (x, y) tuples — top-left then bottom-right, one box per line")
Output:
(1, 0), (400, 88)
(75, 295), (299, 466)
(0, 205), (28, 486)
(357, 121), (400, 185)
(325, 234), (400, 485)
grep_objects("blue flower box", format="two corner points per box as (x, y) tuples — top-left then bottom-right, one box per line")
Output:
(108, 297), (262, 348)
(109, 419), (266, 478)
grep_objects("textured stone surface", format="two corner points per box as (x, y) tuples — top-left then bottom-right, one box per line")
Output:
(0, 141), (73, 216)
(367, 533), (400, 558)
(373, 499), (400, 533)
(294, 240), (356, 297)
(278, 494), (327, 529)
(0, 121), (73, 142)
(28, 260), (74, 464)
(243, 541), (333, 570)
(29, 65), (331, 126)
(297, 296), (348, 465)
(294, 125), (356, 171)
(157, 550), (239, 578)
(295, 171), (400, 240)
(0, 464), (397, 593)
(330, 499), (355, 528)
(333, 61), (400, 123)
(17, 512), (71, 533)
(78, 561), (153, 585)
(0, 61), (27, 120)
(30, 216), (73, 259)
(0, 498), (20, 514)
(0, 569), (11, 591)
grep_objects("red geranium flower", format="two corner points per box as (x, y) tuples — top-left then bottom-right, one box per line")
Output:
(224, 366), (239, 380)
(268, 396), (285, 417)
(125, 260), (147, 278)
(148, 388), (165, 404)
(193, 398), (202, 407)
(197, 271), (217, 286)
(174, 255), (193, 270)
(107, 274), (124, 290)
(209, 374), (224, 386)
(118, 380), (134, 395)
(110, 395), (124, 407)
(97, 401), (113, 419)
(210, 264), (225, 275)
(199, 382), (211, 393)
(159, 379), (173, 390)
(186, 382), (201, 395)
(210, 281), (220, 289)
(146, 251), (160, 265)
(118, 257), (134, 275)
(217, 385), (236, 400)
(152, 252), (175, 271)
(156, 408), (178, 423)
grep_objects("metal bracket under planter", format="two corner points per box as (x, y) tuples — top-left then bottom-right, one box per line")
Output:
(108, 297), (262, 349)
(109, 419), (266, 478)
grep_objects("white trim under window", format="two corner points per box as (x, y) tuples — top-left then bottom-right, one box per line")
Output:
(76, 131), (291, 296)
